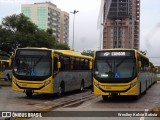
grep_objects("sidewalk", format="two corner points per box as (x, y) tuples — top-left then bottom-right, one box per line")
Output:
(151, 79), (160, 117)
(0, 79), (11, 87)
(151, 107), (160, 117)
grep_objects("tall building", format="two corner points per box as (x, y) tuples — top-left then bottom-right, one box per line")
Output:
(60, 11), (69, 44)
(102, 0), (140, 50)
(21, 2), (69, 44)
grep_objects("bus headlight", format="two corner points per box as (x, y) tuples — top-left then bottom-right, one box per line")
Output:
(44, 80), (51, 86)
(130, 82), (137, 88)
(94, 82), (99, 88)
(12, 79), (16, 84)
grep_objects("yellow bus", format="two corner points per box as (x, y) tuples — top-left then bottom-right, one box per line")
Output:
(149, 62), (157, 85)
(0, 60), (12, 81)
(12, 48), (92, 97)
(93, 49), (156, 100)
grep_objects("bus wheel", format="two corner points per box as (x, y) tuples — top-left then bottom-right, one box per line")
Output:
(133, 95), (139, 100)
(143, 82), (147, 95)
(58, 83), (65, 97)
(26, 90), (33, 97)
(139, 83), (142, 95)
(80, 80), (84, 92)
(102, 95), (108, 101)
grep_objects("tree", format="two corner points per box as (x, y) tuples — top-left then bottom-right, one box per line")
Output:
(0, 50), (10, 60)
(56, 42), (70, 50)
(0, 13), (58, 54)
(2, 13), (38, 33)
(81, 50), (94, 57)
(140, 50), (147, 55)
(0, 25), (14, 54)
(46, 28), (53, 35)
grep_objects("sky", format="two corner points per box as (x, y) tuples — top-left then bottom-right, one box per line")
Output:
(0, 0), (160, 65)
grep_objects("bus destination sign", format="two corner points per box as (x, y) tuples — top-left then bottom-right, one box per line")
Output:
(98, 51), (132, 57)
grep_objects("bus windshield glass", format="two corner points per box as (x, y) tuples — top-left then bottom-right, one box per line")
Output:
(94, 58), (136, 79)
(13, 50), (52, 79)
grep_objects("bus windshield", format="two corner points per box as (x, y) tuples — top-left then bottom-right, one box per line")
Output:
(14, 56), (52, 77)
(94, 58), (136, 79)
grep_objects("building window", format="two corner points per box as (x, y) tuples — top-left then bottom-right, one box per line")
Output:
(22, 7), (32, 18)
(37, 7), (47, 30)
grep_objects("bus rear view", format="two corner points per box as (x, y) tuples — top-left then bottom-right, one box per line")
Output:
(93, 49), (138, 100)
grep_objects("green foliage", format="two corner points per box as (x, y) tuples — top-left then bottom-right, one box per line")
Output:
(140, 50), (147, 55)
(0, 51), (10, 60)
(157, 67), (160, 73)
(46, 28), (53, 35)
(81, 50), (94, 57)
(0, 13), (70, 54)
(2, 13), (38, 33)
(56, 42), (70, 50)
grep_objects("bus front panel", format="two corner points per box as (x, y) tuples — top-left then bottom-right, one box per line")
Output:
(93, 77), (139, 96)
(93, 50), (139, 96)
(12, 76), (53, 93)
(12, 49), (53, 94)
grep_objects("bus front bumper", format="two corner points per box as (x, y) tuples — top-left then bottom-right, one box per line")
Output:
(12, 76), (53, 94)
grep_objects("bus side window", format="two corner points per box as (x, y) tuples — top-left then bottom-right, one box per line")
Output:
(64, 56), (70, 70)
(2, 64), (5, 71)
(80, 58), (84, 70)
(84, 59), (89, 70)
(70, 57), (74, 70)
(2, 62), (9, 71)
(73, 57), (80, 70)
(0, 62), (1, 72)
(59, 56), (64, 71)
(54, 56), (58, 73)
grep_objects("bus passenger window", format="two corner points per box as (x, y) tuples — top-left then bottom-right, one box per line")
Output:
(54, 56), (58, 73)
(59, 56), (64, 71)
(70, 57), (74, 70)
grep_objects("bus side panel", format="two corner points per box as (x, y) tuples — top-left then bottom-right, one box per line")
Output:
(53, 71), (92, 93)
(138, 72), (148, 93)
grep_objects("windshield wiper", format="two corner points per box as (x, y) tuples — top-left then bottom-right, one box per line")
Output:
(115, 58), (126, 68)
(32, 56), (43, 69)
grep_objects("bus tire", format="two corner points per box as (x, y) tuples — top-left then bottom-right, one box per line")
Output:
(143, 82), (147, 94)
(58, 82), (65, 97)
(139, 83), (142, 96)
(102, 95), (108, 101)
(26, 90), (33, 97)
(80, 80), (84, 92)
(132, 95), (139, 100)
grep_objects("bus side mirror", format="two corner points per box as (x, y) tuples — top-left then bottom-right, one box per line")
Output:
(139, 61), (142, 68)
(89, 61), (92, 70)
(9, 59), (12, 67)
(57, 62), (61, 69)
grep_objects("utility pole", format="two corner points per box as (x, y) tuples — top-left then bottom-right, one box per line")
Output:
(70, 10), (79, 50)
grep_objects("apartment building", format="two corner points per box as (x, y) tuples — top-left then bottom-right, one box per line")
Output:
(60, 11), (69, 44)
(103, 0), (140, 50)
(21, 2), (69, 44)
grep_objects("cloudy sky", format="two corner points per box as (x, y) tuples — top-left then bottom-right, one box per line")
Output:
(0, 0), (160, 65)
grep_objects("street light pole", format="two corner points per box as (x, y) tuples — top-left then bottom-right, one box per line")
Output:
(71, 10), (79, 50)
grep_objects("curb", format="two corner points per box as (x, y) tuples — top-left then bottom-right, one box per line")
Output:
(0, 79), (11, 87)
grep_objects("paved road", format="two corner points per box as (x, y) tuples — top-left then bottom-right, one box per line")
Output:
(0, 82), (160, 120)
